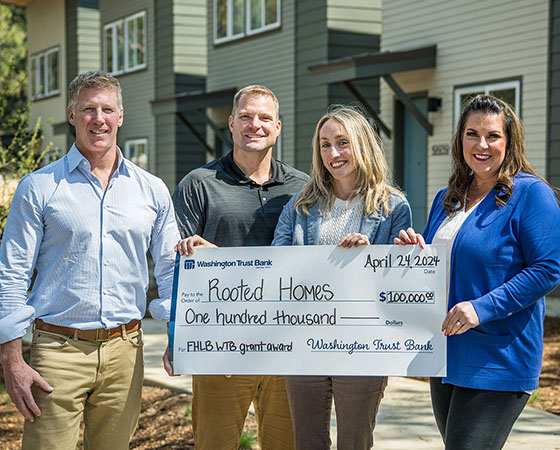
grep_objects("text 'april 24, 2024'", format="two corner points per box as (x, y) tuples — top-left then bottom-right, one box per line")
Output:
(169, 244), (447, 377)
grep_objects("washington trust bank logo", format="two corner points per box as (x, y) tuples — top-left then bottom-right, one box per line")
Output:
(183, 258), (273, 271)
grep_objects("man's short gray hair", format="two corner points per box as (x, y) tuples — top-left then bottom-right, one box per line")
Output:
(68, 70), (122, 111)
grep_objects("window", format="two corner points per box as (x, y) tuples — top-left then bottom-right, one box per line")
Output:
(30, 47), (60, 99)
(454, 80), (521, 129)
(104, 11), (146, 75)
(125, 139), (148, 169)
(214, 0), (280, 44)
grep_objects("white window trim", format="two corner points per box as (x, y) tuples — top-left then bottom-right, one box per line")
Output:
(104, 11), (147, 76)
(124, 138), (148, 169)
(31, 47), (60, 100)
(246, 0), (281, 35)
(213, 0), (281, 44)
(454, 80), (520, 129)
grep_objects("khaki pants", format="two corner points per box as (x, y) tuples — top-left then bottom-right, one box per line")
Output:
(192, 375), (294, 450)
(22, 328), (144, 450)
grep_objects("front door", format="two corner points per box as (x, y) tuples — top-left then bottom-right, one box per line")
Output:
(395, 95), (428, 231)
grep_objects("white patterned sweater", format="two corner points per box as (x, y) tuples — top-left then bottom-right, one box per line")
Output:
(317, 197), (364, 245)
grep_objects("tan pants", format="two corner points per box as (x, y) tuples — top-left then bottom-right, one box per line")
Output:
(22, 328), (144, 450)
(192, 375), (294, 450)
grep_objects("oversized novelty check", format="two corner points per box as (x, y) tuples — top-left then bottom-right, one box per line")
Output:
(169, 244), (447, 376)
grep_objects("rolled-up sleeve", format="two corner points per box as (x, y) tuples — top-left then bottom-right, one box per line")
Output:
(0, 175), (43, 343)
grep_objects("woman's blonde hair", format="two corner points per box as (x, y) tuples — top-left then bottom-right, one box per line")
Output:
(295, 105), (403, 216)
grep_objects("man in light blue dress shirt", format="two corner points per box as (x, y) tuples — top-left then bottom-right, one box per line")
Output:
(0, 71), (179, 450)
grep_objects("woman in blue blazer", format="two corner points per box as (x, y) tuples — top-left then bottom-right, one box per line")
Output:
(396, 95), (560, 450)
(273, 105), (411, 450)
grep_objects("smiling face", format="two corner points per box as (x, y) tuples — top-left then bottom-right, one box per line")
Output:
(462, 112), (507, 184)
(319, 118), (358, 198)
(68, 87), (123, 160)
(228, 94), (281, 156)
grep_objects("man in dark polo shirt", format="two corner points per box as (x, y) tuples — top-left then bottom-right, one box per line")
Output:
(169, 85), (308, 450)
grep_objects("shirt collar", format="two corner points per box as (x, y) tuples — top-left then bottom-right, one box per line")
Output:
(223, 151), (285, 186)
(67, 143), (127, 176)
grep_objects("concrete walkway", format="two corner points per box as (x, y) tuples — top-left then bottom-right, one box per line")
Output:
(143, 319), (560, 450)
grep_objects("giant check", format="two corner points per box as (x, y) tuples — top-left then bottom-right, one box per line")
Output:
(169, 244), (447, 376)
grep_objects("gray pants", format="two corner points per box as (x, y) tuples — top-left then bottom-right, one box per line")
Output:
(284, 375), (388, 450)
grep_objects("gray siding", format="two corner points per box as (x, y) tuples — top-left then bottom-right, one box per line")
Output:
(65, 0), (100, 149)
(154, 0), (207, 188)
(295, 0), (329, 171)
(173, 0), (207, 183)
(100, 0), (157, 182)
(207, 0), (297, 166)
(549, 0), (560, 186)
(154, 0), (175, 187)
(295, 0), (381, 172)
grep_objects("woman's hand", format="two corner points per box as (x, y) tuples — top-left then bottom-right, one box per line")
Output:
(338, 233), (370, 248)
(442, 301), (480, 336)
(393, 227), (425, 249)
(174, 235), (217, 256)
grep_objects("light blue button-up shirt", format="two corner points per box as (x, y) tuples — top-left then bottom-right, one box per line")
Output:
(0, 144), (180, 343)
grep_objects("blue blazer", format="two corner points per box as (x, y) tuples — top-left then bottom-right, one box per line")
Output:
(423, 173), (560, 391)
(272, 192), (412, 246)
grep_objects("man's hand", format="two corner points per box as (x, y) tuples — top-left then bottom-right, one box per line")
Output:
(162, 345), (179, 377)
(0, 338), (53, 422)
(174, 235), (217, 256)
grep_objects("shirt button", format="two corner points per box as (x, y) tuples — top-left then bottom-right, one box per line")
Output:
(103, 260), (109, 266)
(262, 197), (267, 201)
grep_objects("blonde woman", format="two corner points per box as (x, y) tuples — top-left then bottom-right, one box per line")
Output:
(272, 105), (411, 450)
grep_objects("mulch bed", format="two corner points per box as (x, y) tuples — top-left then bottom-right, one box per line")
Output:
(1, 317), (559, 449)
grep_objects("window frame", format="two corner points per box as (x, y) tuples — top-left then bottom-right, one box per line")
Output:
(213, 0), (281, 44)
(30, 46), (60, 100)
(454, 79), (521, 130)
(246, 0), (281, 36)
(104, 10), (147, 76)
(124, 138), (149, 169)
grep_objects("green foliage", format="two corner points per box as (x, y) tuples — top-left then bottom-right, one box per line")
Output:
(528, 389), (541, 405)
(0, 4), (56, 240)
(238, 430), (257, 450)
(0, 5), (27, 126)
(183, 404), (192, 417)
(0, 381), (11, 405)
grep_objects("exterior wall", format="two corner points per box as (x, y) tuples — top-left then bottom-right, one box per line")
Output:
(380, 0), (549, 208)
(99, 0), (157, 176)
(294, 0), (328, 171)
(27, 0), (68, 154)
(173, 0), (207, 183)
(66, 0), (100, 149)
(548, 0), (560, 186)
(296, 0), (381, 172)
(207, 0), (297, 166)
(153, 0), (207, 188)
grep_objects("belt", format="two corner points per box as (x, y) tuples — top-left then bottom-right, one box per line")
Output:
(35, 318), (141, 341)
